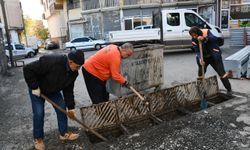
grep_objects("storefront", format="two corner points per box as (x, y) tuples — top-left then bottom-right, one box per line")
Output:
(220, 0), (250, 30)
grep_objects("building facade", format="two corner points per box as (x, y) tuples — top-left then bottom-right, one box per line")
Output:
(42, 0), (66, 48)
(80, 0), (219, 40)
(219, 0), (250, 30)
(67, 0), (85, 40)
(0, 0), (24, 44)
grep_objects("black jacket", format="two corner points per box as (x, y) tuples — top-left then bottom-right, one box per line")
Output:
(23, 54), (78, 109)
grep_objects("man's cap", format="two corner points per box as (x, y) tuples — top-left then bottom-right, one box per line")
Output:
(68, 50), (85, 65)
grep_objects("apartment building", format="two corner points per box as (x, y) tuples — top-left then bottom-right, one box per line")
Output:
(0, 0), (24, 44)
(42, 0), (66, 48)
(67, 0), (85, 40)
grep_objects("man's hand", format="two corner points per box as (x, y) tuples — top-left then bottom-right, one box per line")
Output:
(32, 88), (41, 97)
(123, 81), (131, 88)
(67, 109), (76, 120)
(198, 36), (205, 42)
(200, 59), (205, 66)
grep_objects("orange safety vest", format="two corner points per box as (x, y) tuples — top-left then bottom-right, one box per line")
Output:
(201, 29), (208, 37)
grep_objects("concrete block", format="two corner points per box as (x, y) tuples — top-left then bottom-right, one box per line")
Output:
(106, 45), (164, 97)
(224, 45), (250, 78)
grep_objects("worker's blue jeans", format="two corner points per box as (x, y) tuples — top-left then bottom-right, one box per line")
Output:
(28, 89), (68, 139)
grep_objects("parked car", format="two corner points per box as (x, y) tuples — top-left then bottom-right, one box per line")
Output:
(5, 43), (36, 60)
(134, 25), (153, 30)
(45, 41), (59, 50)
(64, 36), (106, 50)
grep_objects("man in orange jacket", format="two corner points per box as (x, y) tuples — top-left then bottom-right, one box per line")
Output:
(82, 43), (133, 104)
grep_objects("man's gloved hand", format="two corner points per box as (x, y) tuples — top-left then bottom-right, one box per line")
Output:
(67, 109), (76, 120)
(123, 81), (131, 88)
(32, 88), (41, 97)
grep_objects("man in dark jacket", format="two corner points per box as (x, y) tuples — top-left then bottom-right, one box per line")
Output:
(189, 26), (232, 96)
(23, 50), (84, 150)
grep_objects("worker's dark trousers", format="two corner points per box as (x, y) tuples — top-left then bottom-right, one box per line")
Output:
(82, 67), (109, 104)
(198, 56), (232, 92)
(29, 89), (68, 139)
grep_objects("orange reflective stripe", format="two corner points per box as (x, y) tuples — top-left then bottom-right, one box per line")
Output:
(201, 29), (208, 37)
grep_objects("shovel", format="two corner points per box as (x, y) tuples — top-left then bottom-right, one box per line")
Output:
(198, 40), (208, 109)
(40, 94), (108, 142)
(128, 86), (149, 105)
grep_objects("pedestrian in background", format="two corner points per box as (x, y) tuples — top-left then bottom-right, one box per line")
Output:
(189, 26), (232, 96)
(82, 43), (133, 104)
(23, 50), (85, 150)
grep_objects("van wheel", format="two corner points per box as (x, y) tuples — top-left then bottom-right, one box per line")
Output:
(95, 44), (101, 50)
(28, 52), (35, 58)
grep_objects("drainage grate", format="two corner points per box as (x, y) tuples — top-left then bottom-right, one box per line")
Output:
(80, 76), (232, 143)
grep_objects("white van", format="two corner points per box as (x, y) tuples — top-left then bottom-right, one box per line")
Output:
(108, 9), (224, 51)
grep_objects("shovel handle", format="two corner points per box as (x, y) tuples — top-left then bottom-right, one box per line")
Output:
(40, 94), (108, 142)
(198, 39), (205, 79)
(129, 86), (145, 101)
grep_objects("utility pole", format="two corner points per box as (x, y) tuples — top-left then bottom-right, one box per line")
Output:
(0, 0), (14, 67)
(0, 24), (8, 76)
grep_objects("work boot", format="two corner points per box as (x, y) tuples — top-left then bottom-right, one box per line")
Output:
(227, 90), (233, 97)
(34, 138), (45, 150)
(59, 132), (79, 141)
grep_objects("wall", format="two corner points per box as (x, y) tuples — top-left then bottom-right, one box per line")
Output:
(9, 30), (19, 44)
(68, 8), (82, 20)
(47, 11), (67, 39)
(4, 0), (23, 29)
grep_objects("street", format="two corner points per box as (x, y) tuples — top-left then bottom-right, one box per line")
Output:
(0, 39), (250, 149)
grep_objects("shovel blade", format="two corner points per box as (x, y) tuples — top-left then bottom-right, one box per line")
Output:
(200, 99), (208, 109)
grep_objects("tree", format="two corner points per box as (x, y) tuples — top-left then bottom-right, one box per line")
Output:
(34, 27), (48, 41)
(23, 16), (48, 41)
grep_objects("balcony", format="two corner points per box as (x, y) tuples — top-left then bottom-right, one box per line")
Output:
(49, 3), (63, 14)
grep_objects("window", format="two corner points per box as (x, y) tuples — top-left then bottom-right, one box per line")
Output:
(89, 37), (97, 40)
(221, 10), (229, 29)
(125, 19), (133, 30)
(15, 44), (25, 50)
(185, 13), (205, 28)
(134, 26), (142, 30)
(71, 38), (82, 43)
(144, 25), (152, 29)
(167, 13), (180, 26)
(67, 0), (80, 9)
(81, 38), (90, 42)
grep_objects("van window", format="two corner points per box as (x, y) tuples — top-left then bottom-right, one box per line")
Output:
(185, 13), (205, 28)
(166, 13), (180, 26)
(144, 26), (152, 29)
(72, 38), (82, 43)
(134, 26), (142, 30)
(15, 44), (25, 50)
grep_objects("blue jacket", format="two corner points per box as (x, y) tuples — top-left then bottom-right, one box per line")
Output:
(191, 30), (222, 64)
